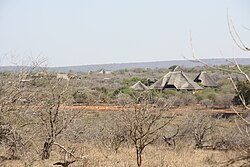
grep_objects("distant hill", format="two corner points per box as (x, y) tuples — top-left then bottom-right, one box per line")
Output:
(1, 58), (250, 72)
(48, 58), (250, 72)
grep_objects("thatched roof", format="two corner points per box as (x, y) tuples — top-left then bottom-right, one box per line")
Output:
(130, 81), (148, 91)
(194, 71), (217, 87)
(150, 71), (203, 90)
(99, 69), (111, 74)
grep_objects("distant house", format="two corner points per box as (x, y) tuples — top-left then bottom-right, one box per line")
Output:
(150, 71), (203, 90)
(88, 71), (93, 75)
(68, 73), (81, 79)
(130, 81), (148, 91)
(33, 71), (47, 78)
(57, 73), (69, 81)
(98, 69), (111, 74)
(194, 71), (217, 87)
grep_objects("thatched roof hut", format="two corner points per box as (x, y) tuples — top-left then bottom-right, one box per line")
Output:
(194, 71), (217, 87)
(130, 81), (148, 91)
(150, 71), (203, 90)
(99, 69), (111, 74)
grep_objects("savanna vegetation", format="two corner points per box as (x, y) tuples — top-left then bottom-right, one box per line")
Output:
(0, 63), (250, 167)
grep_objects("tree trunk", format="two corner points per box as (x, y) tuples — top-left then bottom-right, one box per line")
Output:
(42, 139), (53, 160)
(136, 149), (142, 167)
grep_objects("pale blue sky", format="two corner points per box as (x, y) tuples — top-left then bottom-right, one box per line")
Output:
(0, 0), (249, 66)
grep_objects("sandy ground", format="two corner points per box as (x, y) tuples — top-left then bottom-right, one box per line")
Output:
(63, 105), (124, 111)
(63, 104), (243, 113)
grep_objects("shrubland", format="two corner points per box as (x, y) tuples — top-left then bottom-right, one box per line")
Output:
(0, 65), (249, 166)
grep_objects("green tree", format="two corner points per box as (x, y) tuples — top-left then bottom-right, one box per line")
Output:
(232, 81), (250, 106)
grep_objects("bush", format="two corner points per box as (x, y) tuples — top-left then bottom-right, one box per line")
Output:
(214, 94), (234, 109)
(116, 93), (133, 106)
(207, 93), (218, 102)
(112, 86), (134, 97)
(181, 112), (216, 149)
(232, 81), (250, 106)
(72, 89), (98, 104)
(122, 77), (141, 85)
(167, 93), (197, 107)
(194, 94), (203, 103)
(200, 99), (213, 108)
(181, 94), (197, 105)
(163, 89), (177, 96)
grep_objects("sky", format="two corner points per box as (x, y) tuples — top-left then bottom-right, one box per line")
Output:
(0, 0), (249, 67)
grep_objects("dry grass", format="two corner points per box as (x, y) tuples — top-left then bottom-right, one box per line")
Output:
(0, 105), (241, 167)
(0, 143), (236, 167)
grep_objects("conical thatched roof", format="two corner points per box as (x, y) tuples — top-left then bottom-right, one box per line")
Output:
(130, 81), (148, 91)
(194, 71), (217, 87)
(99, 69), (106, 74)
(99, 69), (111, 74)
(150, 71), (203, 90)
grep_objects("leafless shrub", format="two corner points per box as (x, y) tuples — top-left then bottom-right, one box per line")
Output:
(214, 94), (234, 109)
(121, 96), (174, 167)
(181, 94), (197, 106)
(200, 99), (213, 109)
(116, 93), (133, 106)
(181, 112), (216, 149)
(221, 116), (250, 166)
(166, 93), (197, 107)
(93, 113), (128, 154)
(162, 126), (179, 147)
(0, 124), (22, 160)
(211, 124), (244, 151)
(153, 97), (172, 108)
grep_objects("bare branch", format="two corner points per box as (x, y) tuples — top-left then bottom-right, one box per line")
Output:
(227, 11), (250, 51)
(53, 142), (88, 160)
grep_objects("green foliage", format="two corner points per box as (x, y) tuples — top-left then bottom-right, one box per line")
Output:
(162, 89), (177, 96)
(197, 88), (219, 102)
(0, 72), (11, 77)
(233, 81), (250, 106)
(154, 68), (169, 74)
(217, 79), (235, 94)
(207, 93), (218, 102)
(112, 86), (135, 97)
(148, 89), (163, 98)
(122, 77), (142, 85)
(140, 78), (155, 86)
(93, 87), (112, 103)
(72, 89), (89, 103)
(131, 68), (146, 73)
(185, 66), (204, 73)
(240, 65), (250, 73)
(194, 94), (203, 102)
(94, 87), (108, 94)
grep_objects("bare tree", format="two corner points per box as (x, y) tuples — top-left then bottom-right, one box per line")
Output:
(37, 77), (72, 160)
(0, 59), (46, 160)
(121, 94), (174, 167)
(183, 112), (215, 149)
